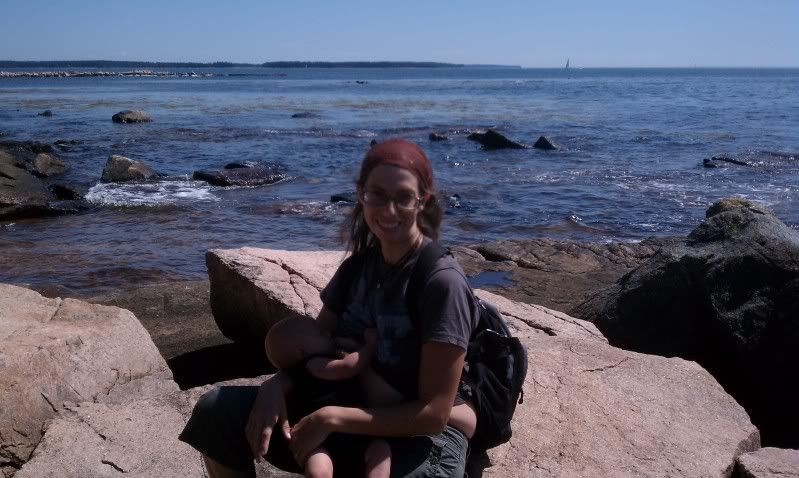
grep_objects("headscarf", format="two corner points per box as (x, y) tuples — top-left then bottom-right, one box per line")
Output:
(359, 139), (433, 191)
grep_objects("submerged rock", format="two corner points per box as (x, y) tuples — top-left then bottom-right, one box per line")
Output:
(53, 139), (82, 151)
(101, 155), (160, 182)
(467, 129), (528, 150)
(703, 155), (751, 167)
(112, 110), (152, 124)
(49, 183), (87, 201)
(330, 192), (356, 203)
(703, 150), (797, 168)
(193, 162), (286, 187)
(291, 111), (319, 119)
(533, 135), (559, 150)
(576, 198), (799, 448)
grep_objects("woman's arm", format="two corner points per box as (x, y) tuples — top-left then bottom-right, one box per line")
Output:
(245, 370), (293, 462)
(289, 341), (465, 461)
(247, 306), (339, 461)
(306, 329), (377, 381)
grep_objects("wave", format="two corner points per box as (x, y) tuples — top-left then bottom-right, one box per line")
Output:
(85, 180), (218, 207)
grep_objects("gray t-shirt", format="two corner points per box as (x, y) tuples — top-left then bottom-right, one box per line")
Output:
(320, 241), (479, 399)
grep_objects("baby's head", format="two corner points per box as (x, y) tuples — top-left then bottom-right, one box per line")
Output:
(265, 315), (334, 369)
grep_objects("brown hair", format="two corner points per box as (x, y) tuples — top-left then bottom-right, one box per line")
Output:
(344, 139), (443, 256)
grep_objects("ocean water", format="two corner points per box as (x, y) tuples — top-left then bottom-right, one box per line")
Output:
(1, 67), (797, 291)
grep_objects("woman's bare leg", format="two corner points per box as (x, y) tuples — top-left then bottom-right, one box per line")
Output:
(364, 440), (391, 478)
(202, 455), (253, 478)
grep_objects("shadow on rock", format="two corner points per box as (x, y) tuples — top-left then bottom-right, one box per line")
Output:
(168, 342), (275, 390)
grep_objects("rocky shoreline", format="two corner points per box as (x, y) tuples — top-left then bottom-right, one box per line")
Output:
(5, 208), (798, 476)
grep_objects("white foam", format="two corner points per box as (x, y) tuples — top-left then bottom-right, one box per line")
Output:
(85, 180), (219, 207)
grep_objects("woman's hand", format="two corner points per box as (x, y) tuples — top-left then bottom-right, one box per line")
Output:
(289, 407), (335, 464)
(245, 375), (291, 463)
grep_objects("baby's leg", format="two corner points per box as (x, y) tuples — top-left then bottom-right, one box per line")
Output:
(364, 439), (391, 478)
(304, 447), (334, 478)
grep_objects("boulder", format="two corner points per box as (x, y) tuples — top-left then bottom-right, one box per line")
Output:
(31, 153), (67, 177)
(467, 129), (528, 150)
(0, 144), (84, 219)
(736, 448), (799, 478)
(0, 154), (52, 200)
(452, 238), (671, 316)
(14, 377), (199, 478)
(533, 136), (558, 150)
(576, 198), (799, 448)
(111, 110), (152, 123)
(206, 247), (760, 477)
(482, 333), (758, 477)
(429, 132), (449, 141)
(0, 151), (54, 219)
(101, 155), (159, 182)
(193, 163), (287, 187)
(206, 248), (346, 343)
(0, 284), (173, 476)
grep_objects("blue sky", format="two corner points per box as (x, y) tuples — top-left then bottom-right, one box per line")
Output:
(1, 0), (797, 67)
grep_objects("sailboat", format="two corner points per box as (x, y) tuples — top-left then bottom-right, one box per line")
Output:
(565, 58), (570, 70)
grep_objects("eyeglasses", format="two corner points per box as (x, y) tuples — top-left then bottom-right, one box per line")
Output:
(360, 190), (422, 210)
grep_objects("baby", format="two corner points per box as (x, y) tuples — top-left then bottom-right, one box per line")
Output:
(265, 316), (398, 478)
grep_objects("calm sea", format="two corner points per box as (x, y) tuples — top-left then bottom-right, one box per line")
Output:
(1, 67), (797, 291)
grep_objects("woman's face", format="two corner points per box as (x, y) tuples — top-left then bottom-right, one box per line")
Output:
(359, 164), (423, 251)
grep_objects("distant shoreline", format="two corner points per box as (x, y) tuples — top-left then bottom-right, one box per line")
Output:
(0, 60), (524, 69)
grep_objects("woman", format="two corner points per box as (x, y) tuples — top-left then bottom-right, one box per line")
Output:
(180, 139), (479, 477)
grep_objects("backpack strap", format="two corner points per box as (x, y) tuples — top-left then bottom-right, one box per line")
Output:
(405, 241), (449, 319)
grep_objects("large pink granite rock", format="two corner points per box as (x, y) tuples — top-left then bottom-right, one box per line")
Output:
(0, 284), (173, 477)
(207, 248), (347, 343)
(14, 377), (199, 478)
(206, 247), (761, 477)
(484, 335), (759, 477)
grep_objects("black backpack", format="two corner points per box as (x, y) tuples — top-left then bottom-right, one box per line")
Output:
(339, 242), (528, 454)
(406, 242), (528, 453)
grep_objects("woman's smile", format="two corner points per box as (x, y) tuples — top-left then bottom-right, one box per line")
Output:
(359, 164), (423, 263)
